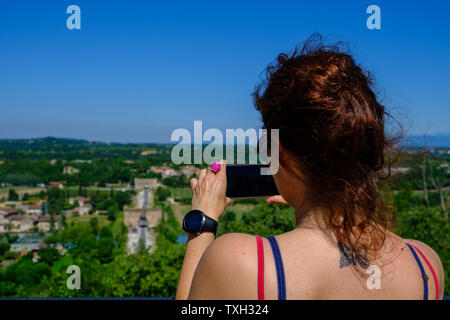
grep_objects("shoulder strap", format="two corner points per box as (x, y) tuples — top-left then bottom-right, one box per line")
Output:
(267, 236), (286, 300)
(408, 243), (439, 300)
(255, 235), (265, 300)
(406, 243), (428, 300)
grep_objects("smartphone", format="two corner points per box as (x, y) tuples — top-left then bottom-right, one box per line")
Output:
(225, 164), (278, 198)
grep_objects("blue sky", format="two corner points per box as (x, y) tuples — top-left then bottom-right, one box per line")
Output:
(0, 0), (449, 143)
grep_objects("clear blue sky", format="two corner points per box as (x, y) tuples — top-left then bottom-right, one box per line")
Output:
(0, 0), (449, 143)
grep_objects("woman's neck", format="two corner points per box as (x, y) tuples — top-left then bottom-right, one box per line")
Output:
(293, 200), (330, 230)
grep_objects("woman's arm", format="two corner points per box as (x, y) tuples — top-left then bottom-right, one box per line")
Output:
(176, 232), (215, 299)
(175, 161), (231, 300)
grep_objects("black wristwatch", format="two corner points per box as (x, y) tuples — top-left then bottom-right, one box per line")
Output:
(182, 209), (218, 236)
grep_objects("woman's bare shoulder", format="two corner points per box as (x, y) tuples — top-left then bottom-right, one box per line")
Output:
(403, 238), (443, 268)
(206, 233), (258, 261)
(188, 233), (259, 299)
(403, 238), (445, 299)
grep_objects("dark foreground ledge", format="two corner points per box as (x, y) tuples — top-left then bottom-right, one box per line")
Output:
(0, 298), (447, 319)
(1, 296), (448, 300)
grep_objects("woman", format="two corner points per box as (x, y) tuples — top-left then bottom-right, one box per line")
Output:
(176, 35), (445, 300)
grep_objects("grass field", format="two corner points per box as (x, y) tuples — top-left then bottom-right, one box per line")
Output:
(171, 202), (190, 224)
(66, 214), (110, 227)
(170, 187), (192, 199)
(0, 186), (45, 198)
(111, 211), (125, 236)
(66, 211), (125, 236)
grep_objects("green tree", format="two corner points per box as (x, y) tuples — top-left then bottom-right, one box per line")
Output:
(396, 206), (450, 295)
(37, 247), (60, 266)
(0, 243), (11, 257)
(5, 234), (19, 244)
(102, 240), (186, 297)
(7, 189), (19, 201)
(155, 187), (171, 202)
(98, 237), (115, 263)
(61, 214), (67, 229)
(99, 226), (113, 239)
(218, 203), (295, 237)
(90, 217), (99, 235)
(107, 205), (119, 221)
(114, 191), (132, 209)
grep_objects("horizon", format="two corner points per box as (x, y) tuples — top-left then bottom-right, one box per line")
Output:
(1, 133), (450, 148)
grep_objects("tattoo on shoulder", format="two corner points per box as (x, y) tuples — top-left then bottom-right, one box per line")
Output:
(337, 242), (369, 269)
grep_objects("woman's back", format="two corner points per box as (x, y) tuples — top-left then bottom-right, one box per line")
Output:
(258, 228), (444, 300)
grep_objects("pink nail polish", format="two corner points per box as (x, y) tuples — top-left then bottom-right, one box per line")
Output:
(210, 162), (221, 173)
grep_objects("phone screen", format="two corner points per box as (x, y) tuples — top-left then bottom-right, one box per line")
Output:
(225, 164), (278, 198)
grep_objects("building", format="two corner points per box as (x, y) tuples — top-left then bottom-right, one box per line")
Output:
(134, 178), (159, 191)
(140, 149), (158, 156)
(127, 214), (156, 254)
(25, 204), (42, 215)
(0, 212), (53, 232)
(0, 207), (19, 218)
(48, 181), (64, 189)
(9, 215), (22, 230)
(123, 207), (162, 230)
(36, 216), (51, 232)
(20, 218), (36, 232)
(73, 159), (92, 164)
(0, 224), (8, 232)
(150, 166), (179, 178)
(10, 236), (46, 255)
(125, 182), (161, 254)
(36, 215), (60, 232)
(78, 204), (92, 216)
(68, 196), (88, 207)
(64, 204), (92, 216)
(180, 165), (199, 178)
(64, 208), (79, 217)
(124, 207), (160, 254)
(63, 166), (79, 175)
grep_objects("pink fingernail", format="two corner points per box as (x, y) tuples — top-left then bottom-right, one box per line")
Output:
(210, 162), (221, 173)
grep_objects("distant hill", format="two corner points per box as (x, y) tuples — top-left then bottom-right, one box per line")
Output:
(0, 137), (168, 150)
(401, 133), (450, 148)
(0, 137), (107, 149)
(1, 134), (449, 149)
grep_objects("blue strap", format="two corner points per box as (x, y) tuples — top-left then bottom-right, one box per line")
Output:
(267, 236), (286, 300)
(406, 243), (428, 300)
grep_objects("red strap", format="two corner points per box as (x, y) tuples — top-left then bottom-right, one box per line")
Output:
(409, 244), (439, 300)
(255, 235), (264, 300)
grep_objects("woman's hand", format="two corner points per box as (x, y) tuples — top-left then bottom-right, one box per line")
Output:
(266, 195), (289, 205)
(190, 160), (232, 221)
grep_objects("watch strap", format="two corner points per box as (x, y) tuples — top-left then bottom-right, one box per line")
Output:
(202, 214), (218, 236)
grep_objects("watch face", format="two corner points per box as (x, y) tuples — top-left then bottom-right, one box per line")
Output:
(185, 211), (203, 233)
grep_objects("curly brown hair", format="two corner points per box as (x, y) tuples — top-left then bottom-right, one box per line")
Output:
(253, 34), (402, 267)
